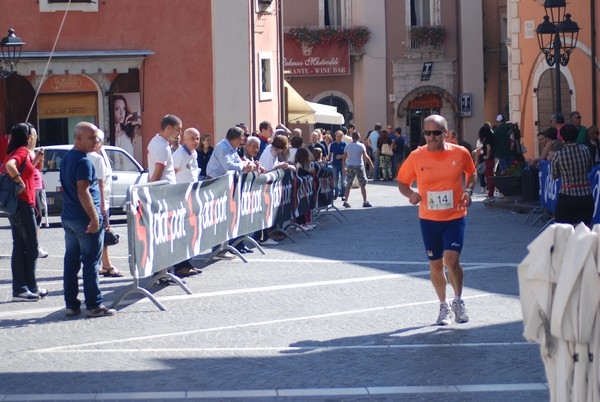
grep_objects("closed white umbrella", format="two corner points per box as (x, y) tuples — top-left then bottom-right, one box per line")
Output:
(550, 224), (598, 402)
(518, 223), (574, 402)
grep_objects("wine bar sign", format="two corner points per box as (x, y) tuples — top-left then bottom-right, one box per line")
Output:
(284, 37), (350, 77)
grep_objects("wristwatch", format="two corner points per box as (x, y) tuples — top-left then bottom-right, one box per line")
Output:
(464, 188), (473, 196)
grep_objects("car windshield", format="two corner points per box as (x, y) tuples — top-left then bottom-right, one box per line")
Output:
(42, 149), (67, 172)
(106, 149), (141, 172)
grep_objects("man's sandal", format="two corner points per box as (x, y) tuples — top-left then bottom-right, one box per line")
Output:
(100, 266), (124, 277)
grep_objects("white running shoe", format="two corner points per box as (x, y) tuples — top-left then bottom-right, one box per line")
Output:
(38, 247), (49, 258)
(436, 302), (452, 326)
(452, 299), (469, 323)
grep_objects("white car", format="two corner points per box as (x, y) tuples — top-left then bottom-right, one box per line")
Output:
(40, 145), (148, 215)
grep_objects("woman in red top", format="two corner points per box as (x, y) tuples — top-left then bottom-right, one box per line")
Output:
(2, 123), (47, 302)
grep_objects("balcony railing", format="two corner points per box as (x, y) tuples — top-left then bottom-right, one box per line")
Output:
(408, 25), (446, 51)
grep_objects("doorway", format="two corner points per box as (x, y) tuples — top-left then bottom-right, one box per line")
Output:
(408, 108), (440, 149)
(37, 92), (98, 145)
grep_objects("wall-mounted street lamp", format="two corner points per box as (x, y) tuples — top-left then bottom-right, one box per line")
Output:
(0, 28), (25, 79)
(536, 0), (580, 114)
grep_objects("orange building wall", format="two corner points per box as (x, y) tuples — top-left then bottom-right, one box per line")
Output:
(0, 0), (214, 166)
(517, 3), (596, 156)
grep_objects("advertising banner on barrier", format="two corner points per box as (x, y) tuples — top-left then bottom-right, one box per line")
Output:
(589, 165), (600, 225)
(314, 164), (334, 208)
(131, 174), (235, 277)
(538, 161), (560, 213)
(130, 169), (325, 277)
(293, 168), (315, 219)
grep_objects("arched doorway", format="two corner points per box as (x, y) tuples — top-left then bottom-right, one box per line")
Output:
(536, 68), (570, 127)
(407, 94), (442, 149)
(314, 94), (350, 133)
(5, 74), (37, 132)
(37, 74), (100, 145)
(397, 86), (458, 150)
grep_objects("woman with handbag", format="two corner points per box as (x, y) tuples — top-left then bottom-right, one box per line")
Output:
(87, 130), (124, 278)
(376, 129), (394, 181)
(2, 123), (48, 301)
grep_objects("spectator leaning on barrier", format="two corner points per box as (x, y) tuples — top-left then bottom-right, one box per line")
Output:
(551, 123), (594, 227)
(206, 126), (258, 256)
(172, 127), (204, 274)
(148, 114), (198, 278)
(257, 121), (273, 158)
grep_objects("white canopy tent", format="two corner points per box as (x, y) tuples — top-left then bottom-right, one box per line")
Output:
(284, 81), (345, 125)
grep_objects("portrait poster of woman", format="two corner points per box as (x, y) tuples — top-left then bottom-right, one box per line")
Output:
(111, 93), (143, 163)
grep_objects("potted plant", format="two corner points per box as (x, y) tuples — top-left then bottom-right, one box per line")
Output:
(490, 160), (523, 196)
(286, 26), (371, 50)
(409, 25), (446, 48)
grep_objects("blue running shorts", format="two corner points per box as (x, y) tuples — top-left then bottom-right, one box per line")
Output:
(419, 217), (466, 260)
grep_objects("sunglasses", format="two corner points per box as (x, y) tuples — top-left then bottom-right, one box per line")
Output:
(423, 130), (444, 136)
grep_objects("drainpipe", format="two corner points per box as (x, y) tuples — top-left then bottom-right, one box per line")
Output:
(592, 0), (597, 124)
(251, 0), (257, 131)
(456, 0), (462, 138)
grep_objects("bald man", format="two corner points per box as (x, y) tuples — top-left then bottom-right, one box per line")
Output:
(173, 127), (200, 184)
(60, 122), (116, 318)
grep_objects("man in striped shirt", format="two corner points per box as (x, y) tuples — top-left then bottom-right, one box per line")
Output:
(551, 123), (593, 226)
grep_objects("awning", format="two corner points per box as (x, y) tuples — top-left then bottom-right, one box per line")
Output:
(306, 101), (345, 125)
(285, 81), (344, 125)
(15, 50), (155, 75)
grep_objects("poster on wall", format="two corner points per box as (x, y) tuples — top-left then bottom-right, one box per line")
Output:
(112, 92), (142, 163)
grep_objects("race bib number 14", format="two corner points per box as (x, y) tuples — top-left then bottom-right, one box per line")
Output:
(427, 190), (454, 210)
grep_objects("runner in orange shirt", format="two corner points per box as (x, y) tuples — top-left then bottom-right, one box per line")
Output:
(397, 114), (477, 325)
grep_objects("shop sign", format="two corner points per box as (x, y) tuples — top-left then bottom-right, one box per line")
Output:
(284, 37), (350, 77)
(408, 94), (442, 109)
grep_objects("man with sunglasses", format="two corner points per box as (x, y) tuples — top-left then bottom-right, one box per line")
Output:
(397, 115), (477, 326)
(570, 111), (587, 144)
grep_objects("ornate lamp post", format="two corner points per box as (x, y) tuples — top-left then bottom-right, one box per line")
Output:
(0, 28), (25, 79)
(536, 0), (580, 114)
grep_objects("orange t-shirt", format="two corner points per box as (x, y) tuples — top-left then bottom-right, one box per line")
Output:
(398, 143), (476, 221)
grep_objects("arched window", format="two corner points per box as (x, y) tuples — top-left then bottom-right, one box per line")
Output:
(314, 95), (350, 133)
(536, 69), (570, 128)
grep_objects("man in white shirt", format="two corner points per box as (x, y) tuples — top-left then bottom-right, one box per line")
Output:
(87, 130), (124, 279)
(173, 128), (200, 183)
(147, 114), (181, 184)
(147, 115), (199, 277)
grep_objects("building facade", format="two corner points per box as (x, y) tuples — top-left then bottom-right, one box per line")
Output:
(283, 0), (506, 149)
(0, 0), (283, 165)
(508, 0), (599, 156)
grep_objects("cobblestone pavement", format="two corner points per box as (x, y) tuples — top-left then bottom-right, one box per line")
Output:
(0, 181), (547, 401)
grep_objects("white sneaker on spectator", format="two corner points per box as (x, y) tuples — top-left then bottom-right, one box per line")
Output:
(494, 189), (504, 199)
(262, 239), (279, 245)
(301, 224), (313, 231)
(38, 247), (49, 258)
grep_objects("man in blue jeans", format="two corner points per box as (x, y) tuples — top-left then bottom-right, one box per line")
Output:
(328, 130), (347, 200)
(60, 122), (115, 318)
